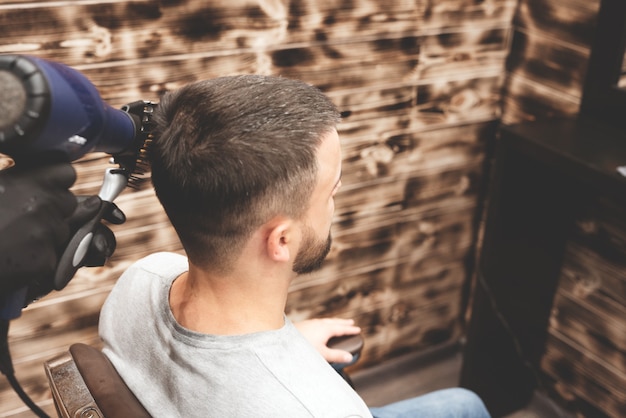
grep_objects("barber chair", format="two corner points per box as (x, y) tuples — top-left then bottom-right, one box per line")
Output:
(44, 343), (150, 418)
(44, 334), (364, 418)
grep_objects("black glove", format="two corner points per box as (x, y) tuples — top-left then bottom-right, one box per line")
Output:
(0, 163), (126, 299)
(69, 195), (126, 267)
(0, 163), (77, 295)
(23, 195), (126, 302)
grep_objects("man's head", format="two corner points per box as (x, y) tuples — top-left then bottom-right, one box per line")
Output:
(150, 75), (341, 274)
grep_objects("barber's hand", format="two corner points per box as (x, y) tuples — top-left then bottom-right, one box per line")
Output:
(0, 163), (78, 294)
(26, 195), (126, 301)
(0, 162), (126, 299)
(295, 318), (361, 364)
(69, 195), (126, 267)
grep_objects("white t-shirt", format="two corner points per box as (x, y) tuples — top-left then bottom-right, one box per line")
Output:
(99, 252), (373, 418)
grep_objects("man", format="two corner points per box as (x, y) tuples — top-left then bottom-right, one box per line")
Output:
(99, 75), (490, 417)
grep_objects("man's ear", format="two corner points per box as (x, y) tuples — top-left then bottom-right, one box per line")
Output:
(265, 219), (294, 262)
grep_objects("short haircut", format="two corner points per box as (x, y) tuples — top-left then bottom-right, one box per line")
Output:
(149, 75), (340, 272)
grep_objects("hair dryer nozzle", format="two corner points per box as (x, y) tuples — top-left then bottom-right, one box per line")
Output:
(0, 54), (139, 162)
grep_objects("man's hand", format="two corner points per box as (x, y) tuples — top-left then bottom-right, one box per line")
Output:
(295, 318), (361, 364)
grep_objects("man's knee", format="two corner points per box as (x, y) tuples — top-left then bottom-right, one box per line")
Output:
(369, 387), (491, 418)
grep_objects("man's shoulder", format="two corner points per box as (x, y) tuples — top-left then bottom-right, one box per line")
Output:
(125, 251), (188, 275)
(113, 252), (187, 291)
(133, 251), (187, 268)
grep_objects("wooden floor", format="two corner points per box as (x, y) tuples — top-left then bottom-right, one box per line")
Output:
(350, 342), (575, 418)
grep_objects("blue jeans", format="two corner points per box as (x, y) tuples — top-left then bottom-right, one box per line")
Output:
(369, 388), (491, 418)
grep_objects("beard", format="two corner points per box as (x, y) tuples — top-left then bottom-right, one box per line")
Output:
(292, 227), (332, 275)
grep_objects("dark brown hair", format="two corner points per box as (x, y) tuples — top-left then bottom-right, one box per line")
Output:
(150, 75), (340, 272)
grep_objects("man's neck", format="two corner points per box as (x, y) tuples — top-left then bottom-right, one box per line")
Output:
(169, 267), (290, 335)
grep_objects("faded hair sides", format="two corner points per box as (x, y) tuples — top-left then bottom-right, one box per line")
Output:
(149, 75), (340, 272)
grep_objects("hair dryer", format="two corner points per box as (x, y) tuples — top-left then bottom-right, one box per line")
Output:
(0, 54), (155, 312)
(0, 54), (144, 163)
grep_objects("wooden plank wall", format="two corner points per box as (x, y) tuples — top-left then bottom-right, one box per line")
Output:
(502, 0), (626, 416)
(501, 0), (599, 124)
(543, 193), (626, 417)
(0, 0), (516, 416)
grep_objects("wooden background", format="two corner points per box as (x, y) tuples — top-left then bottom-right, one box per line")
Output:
(0, 1), (515, 415)
(503, 1), (626, 417)
(1, 0), (623, 417)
